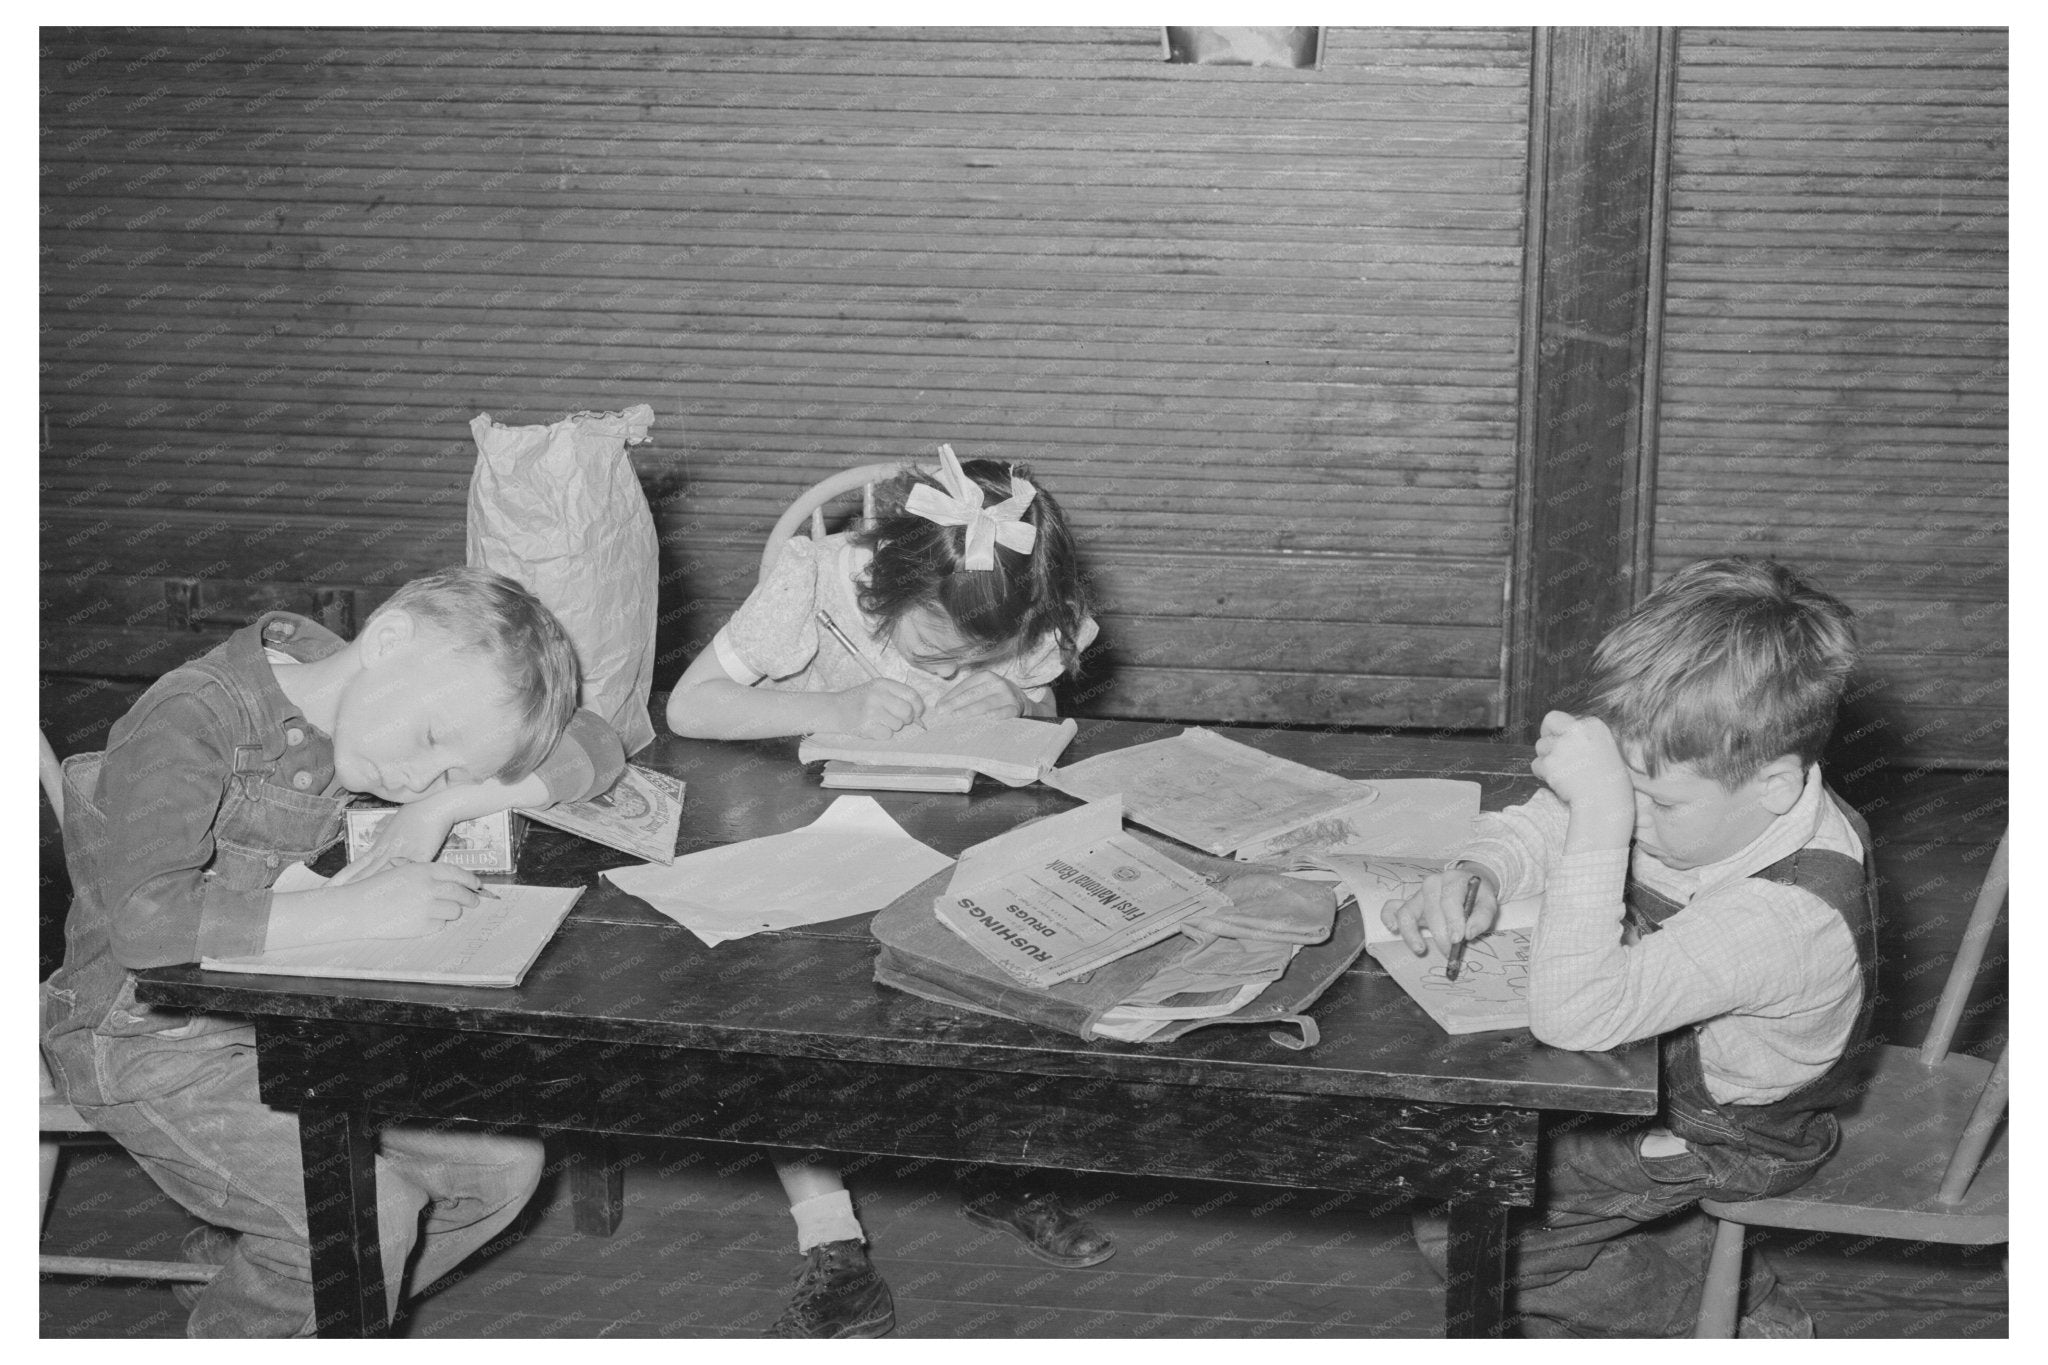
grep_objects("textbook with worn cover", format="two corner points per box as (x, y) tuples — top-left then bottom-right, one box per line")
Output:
(872, 829), (1365, 1046)
(932, 797), (1231, 988)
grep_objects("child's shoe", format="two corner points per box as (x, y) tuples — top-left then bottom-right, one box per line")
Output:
(961, 1189), (1116, 1268)
(171, 1223), (236, 1311)
(765, 1238), (895, 1338)
(1737, 1280), (1815, 1338)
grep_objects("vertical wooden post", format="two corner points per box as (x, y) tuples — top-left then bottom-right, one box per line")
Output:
(563, 1132), (627, 1236)
(299, 1106), (388, 1338)
(1444, 1200), (1511, 1338)
(1507, 27), (1675, 738)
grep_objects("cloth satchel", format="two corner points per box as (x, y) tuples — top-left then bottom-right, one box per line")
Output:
(872, 833), (1365, 1048)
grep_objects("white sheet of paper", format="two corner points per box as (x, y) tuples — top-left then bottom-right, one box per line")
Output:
(603, 796), (953, 947)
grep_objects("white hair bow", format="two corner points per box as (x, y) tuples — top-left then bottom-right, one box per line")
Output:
(902, 443), (1037, 571)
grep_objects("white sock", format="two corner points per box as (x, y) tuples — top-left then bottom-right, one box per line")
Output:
(790, 1190), (863, 1252)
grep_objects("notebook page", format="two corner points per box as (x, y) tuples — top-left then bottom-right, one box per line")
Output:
(204, 867), (580, 986)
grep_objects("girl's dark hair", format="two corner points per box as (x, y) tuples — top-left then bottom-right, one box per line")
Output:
(853, 456), (1092, 676)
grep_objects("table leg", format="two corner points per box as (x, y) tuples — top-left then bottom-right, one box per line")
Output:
(298, 1106), (388, 1338)
(1443, 1200), (1510, 1339)
(562, 1132), (625, 1236)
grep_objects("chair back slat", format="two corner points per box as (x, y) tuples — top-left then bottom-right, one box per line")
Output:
(1920, 827), (2008, 1066)
(40, 730), (64, 825)
(758, 462), (917, 585)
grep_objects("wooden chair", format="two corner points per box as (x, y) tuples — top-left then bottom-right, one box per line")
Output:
(759, 462), (910, 585)
(39, 731), (218, 1289)
(1692, 828), (2009, 1336)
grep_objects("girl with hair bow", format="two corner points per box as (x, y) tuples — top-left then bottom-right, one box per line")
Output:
(668, 444), (1096, 742)
(665, 444), (1106, 1337)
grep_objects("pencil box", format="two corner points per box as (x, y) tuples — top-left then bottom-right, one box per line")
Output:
(344, 805), (526, 874)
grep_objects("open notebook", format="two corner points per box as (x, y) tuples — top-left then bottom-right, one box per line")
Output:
(798, 715), (1078, 787)
(201, 863), (581, 988)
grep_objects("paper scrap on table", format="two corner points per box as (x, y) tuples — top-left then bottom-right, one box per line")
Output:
(603, 796), (953, 947)
(1232, 779), (1482, 864)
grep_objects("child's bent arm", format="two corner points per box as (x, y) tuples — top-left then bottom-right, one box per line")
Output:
(92, 692), (272, 968)
(666, 646), (879, 739)
(532, 710), (626, 804)
(337, 711), (624, 884)
(1525, 855), (1821, 1051)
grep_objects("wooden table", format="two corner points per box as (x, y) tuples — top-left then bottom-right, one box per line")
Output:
(137, 720), (1657, 1338)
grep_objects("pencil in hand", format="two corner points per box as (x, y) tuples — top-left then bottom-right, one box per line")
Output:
(1445, 874), (1481, 983)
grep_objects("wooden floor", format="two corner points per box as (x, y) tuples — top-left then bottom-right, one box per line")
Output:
(41, 1133), (2007, 1339)
(38, 675), (2007, 1338)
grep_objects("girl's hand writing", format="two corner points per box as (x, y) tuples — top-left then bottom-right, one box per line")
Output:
(830, 680), (926, 738)
(929, 671), (1026, 723)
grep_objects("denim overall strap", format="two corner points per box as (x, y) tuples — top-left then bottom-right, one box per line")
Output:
(1625, 788), (1879, 1166)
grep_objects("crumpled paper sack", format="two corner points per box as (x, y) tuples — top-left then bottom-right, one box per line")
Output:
(467, 405), (658, 755)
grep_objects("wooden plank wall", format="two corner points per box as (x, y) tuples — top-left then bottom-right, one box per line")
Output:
(39, 27), (1533, 730)
(1655, 28), (2007, 767)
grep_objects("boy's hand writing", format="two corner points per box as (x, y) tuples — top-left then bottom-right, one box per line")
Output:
(1384, 864), (1500, 958)
(1530, 710), (1636, 849)
(830, 680), (925, 738)
(929, 671), (1026, 723)
(266, 858), (481, 951)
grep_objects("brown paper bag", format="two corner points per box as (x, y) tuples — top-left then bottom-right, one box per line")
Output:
(466, 405), (659, 755)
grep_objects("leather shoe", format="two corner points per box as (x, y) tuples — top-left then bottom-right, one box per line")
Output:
(765, 1238), (895, 1338)
(961, 1190), (1116, 1268)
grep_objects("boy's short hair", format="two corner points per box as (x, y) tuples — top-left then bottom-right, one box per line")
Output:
(1569, 557), (1858, 787)
(366, 567), (581, 782)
